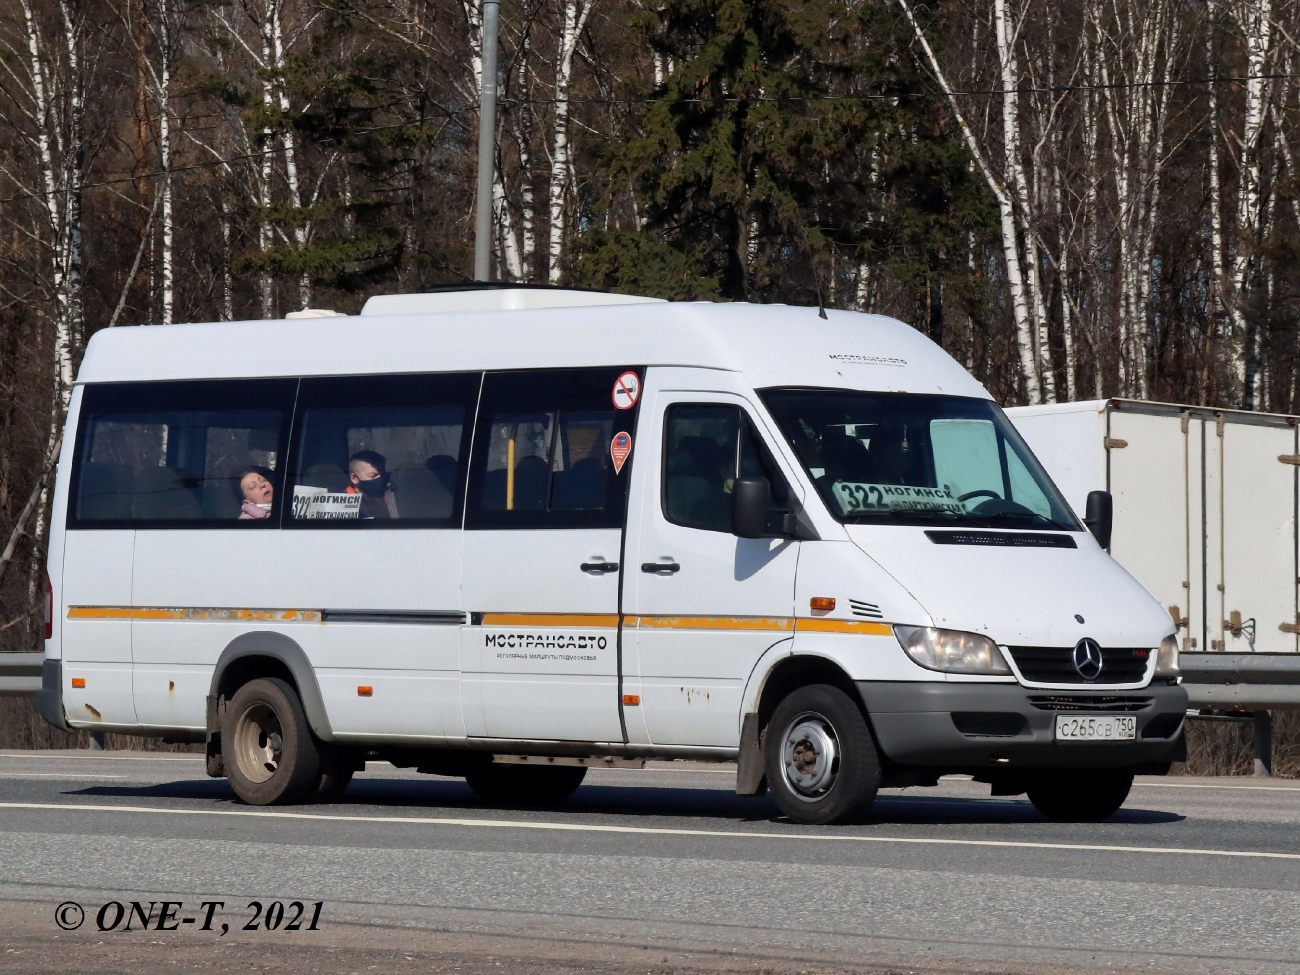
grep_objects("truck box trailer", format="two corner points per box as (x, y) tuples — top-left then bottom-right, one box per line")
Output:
(1007, 399), (1300, 708)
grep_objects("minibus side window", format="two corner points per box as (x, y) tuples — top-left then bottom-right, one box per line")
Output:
(285, 372), (480, 527)
(662, 405), (790, 534)
(68, 379), (297, 528)
(464, 368), (639, 530)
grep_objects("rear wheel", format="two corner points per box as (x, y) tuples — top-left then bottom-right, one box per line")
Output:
(763, 684), (881, 825)
(1027, 769), (1134, 822)
(314, 748), (359, 801)
(464, 763), (588, 804)
(222, 677), (321, 806)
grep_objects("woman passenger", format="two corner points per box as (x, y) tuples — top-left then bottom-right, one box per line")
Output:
(236, 466), (275, 519)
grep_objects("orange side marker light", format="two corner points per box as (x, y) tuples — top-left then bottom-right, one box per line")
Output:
(810, 597), (836, 611)
(357, 686), (373, 697)
(71, 677), (85, 688)
(622, 694), (641, 706)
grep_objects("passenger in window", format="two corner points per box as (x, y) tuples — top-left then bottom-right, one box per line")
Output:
(347, 450), (399, 519)
(237, 466), (276, 520)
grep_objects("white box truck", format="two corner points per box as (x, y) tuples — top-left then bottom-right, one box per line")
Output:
(1008, 399), (1300, 708)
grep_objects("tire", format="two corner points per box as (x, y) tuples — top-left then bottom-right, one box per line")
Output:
(763, 683), (881, 825)
(1026, 769), (1134, 822)
(221, 677), (322, 806)
(313, 749), (358, 801)
(464, 763), (588, 805)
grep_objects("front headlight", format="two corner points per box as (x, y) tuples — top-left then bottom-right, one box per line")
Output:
(1155, 633), (1180, 678)
(893, 625), (1013, 676)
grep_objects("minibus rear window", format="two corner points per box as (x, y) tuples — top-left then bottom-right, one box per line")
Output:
(68, 379), (297, 527)
(760, 389), (1081, 531)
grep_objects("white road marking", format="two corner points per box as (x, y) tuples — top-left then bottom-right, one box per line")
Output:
(0, 773), (124, 780)
(1132, 781), (1300, 793)
(0, 753), (202, 762)
(0, 800), (1297, 861)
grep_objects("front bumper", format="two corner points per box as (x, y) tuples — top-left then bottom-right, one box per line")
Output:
(857, 680), (1187, 770)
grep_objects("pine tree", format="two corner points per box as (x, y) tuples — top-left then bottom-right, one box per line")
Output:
(578, 0), (993, 313)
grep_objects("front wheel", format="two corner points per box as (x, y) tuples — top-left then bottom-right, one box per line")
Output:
(1026, 769), (1134, 822)
(222, 677), (322, 806)
(763, 684), (881, 825)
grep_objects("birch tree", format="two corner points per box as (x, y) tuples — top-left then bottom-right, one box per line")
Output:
(896, 0), (1046, 402)
(123, 0), (181, 322)
(546, 0), (596, 281)
(1224, 0), (1274, 408)
(0, 0), (89, 426)
(1090, 0), (1181, 396)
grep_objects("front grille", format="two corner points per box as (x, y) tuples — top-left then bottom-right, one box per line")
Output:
(1006, 645), (1150, 684)
(1028, 696), (1153, 712)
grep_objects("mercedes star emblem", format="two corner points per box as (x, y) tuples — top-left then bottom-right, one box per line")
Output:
(1072, 638), (1104, 680)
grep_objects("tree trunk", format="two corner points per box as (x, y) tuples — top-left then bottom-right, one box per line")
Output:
(896, 0), (1042, 403)
(546, 0), (595, 283)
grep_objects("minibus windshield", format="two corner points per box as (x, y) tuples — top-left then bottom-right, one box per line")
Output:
(760, 389), (1081, 531)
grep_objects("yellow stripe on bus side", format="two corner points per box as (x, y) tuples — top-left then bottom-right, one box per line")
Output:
(795, 618), (893, 636)
(65, 608), (891, 636)
(627, 615), (795, 632)
(479, 613), (620, 628)
(66, 606), (135, 620)
(67, 607), (322, 623)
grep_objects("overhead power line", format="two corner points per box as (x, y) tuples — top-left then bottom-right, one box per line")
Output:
(2, 71), (1298, 204)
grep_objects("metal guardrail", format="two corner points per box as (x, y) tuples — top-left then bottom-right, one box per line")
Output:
(1181, 652), (1300, 709)
(0, 652), (43, 695)
(1, 650), (1296, 707)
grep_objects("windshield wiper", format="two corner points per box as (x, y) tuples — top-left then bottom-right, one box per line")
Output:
(967, 510), (1074, 529)
(843, 507), (960, 522)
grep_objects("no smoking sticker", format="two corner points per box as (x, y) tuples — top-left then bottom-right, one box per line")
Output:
(612, 371), (641, 410)
(610, 432), (632, 474)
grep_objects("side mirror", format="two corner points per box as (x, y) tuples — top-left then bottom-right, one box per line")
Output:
(731, 477), (770, 538)
(1084, 490), (1113, 549)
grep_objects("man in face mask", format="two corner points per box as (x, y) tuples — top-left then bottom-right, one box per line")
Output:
(347, 450), (399, 519)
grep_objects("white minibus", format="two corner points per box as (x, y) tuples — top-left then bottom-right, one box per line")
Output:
(37, 287), (1186, 824)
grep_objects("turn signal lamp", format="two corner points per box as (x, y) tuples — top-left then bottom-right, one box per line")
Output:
(1155, 634), (1180, 679)
(622, 694), (641, 706)
(357, 686), (373, 697)
(809, 597), (836, 611)
(71, 677), (85, 688)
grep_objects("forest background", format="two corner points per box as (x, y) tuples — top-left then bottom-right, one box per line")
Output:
(0, 0), (1294, 761)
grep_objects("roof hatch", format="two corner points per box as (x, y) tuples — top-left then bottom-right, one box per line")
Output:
(360, 284), (664, 317)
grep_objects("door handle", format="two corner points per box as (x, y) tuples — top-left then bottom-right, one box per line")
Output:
(580, 561), (620, 573)
(641, 560), (681, 574)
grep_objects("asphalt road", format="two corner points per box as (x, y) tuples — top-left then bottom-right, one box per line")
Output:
(0, 750), (1298, 975)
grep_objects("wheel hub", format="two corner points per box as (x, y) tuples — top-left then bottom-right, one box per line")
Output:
(781, 712), (839, 801)
(233, 702), (283, 784)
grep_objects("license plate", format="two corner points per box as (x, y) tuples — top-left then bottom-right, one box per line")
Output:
(1055, 714), (1136, 741)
